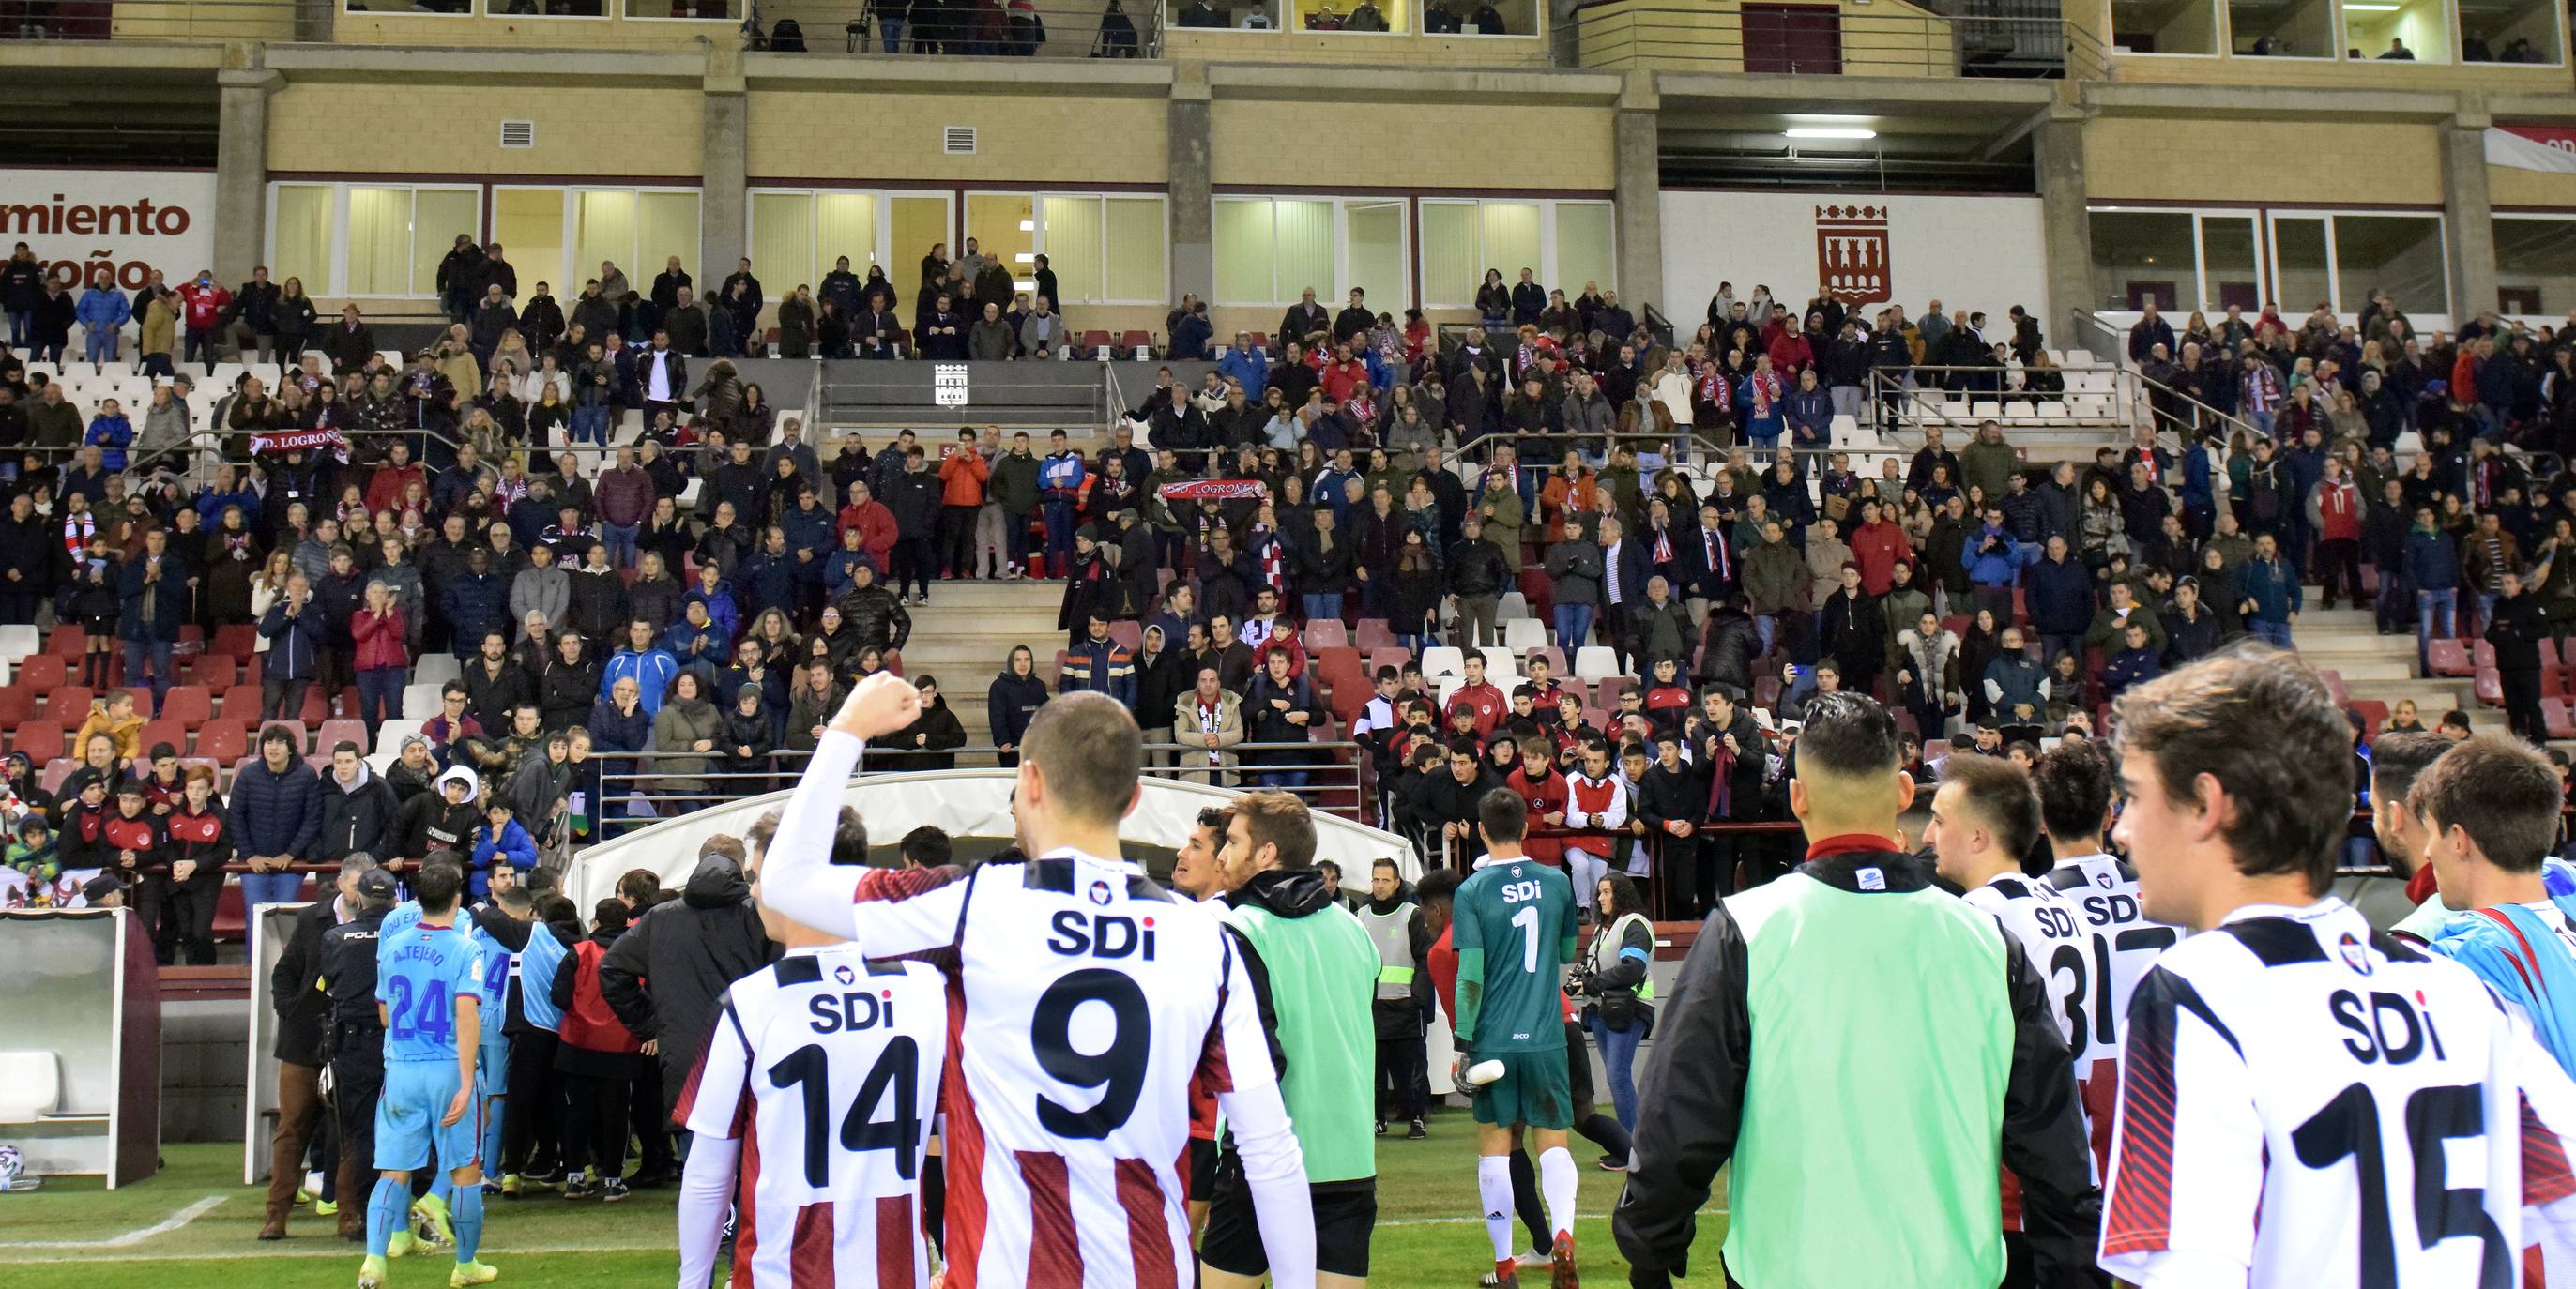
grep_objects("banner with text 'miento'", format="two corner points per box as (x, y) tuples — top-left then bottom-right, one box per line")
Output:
(0, 168), (220, 290)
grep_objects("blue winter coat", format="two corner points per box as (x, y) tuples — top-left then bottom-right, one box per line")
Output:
(2240, 555), (2302, 621)
(229, 757), (322, 861)
(85, 415), (134, 471)
(2025, 554), (2094, 635)
(1961, 523), (2020, 588)
(76, 288), (130, 332)
(599, 647), (680, 718)
(442, 570), (510, 651)
(2402, 528), (2461, 593)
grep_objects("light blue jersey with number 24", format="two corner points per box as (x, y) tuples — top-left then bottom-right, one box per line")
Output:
(376, 921), (484, 1066)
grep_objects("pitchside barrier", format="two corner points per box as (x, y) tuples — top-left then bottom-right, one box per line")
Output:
(0, 906), (161, 1187)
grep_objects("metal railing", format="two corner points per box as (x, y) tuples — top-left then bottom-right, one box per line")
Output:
(592, 737), (1367, 835)
(0, 0), (1154, 51)
(0, 0), (306, 42)
(1574, 2), (2086, 78)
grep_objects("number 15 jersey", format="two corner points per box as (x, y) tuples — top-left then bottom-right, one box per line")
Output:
(2099, 899), (2576, 1288)
(678, 948), (949, 1289)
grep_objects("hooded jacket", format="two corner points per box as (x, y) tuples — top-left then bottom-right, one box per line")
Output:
(598, 853), (780, 1115)
(315, 761), (400, 863)
(391, 766), (482, 862)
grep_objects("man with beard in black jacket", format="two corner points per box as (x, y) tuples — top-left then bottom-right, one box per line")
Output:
(1358, 857), (1435, 1138)
(597, 844), (779, 1183)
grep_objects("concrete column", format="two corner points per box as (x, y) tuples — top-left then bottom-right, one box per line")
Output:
(2442, 108), (2498, 324)
(1613, 71), (1663, 322)
(214, 46), (281, 287)
(2033, 106), (2093, 352)
(1168, 65), (1215, 309)
(700, 44), (748, 279)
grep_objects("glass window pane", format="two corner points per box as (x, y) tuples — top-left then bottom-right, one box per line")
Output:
(2086, 210), (2193, 311)
(1346, 201), (1405, 315)
(751, 192), (815, 304)
(1555, 203), (1615, 299)
(2272, 217), (2330, 314)
(2497, 218), (2576, 316)
(1041, 196), (1104, 306)
(965, 194), (1036, 300)
(1213, 198), (1275, 306)
(1482, 203), (1542, 291)
(271, 185), (333, 297)
(636, 192), (700, 284)
(1275, 199), (1333, 308)
(346, 187), (413, 296)
(1105, 198), (1166, 304)
(412, 190), (480, 297)
(1420, 202), (1479, 308)
(493, 188), (565, 298)
(573, 190), (638, 290)
(2197, 215), (2260, 313)
(2334, 216), (2445, 319)
(891, 197), (949, 277)
(815, 193), (877, 289)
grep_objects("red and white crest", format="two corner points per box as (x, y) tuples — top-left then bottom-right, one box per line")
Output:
(1815, 205), (1892, 307)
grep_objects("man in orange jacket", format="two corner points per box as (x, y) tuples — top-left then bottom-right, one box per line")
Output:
(937, 427), (990, 579)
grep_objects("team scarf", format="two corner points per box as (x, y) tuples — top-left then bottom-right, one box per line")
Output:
(248, 428), (354, 463)
(1651, 523), (1673, 566)
(60, 510), (93, 554)
(1161, 478), (1269, 502)
(1197, 698), (1227, 766)
(1743, 370), (1782, 419)
(1251, 525), (1288, 594)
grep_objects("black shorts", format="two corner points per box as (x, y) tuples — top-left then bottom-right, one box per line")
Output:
(1187, 1136), (1218, 1204)
(1200, 1156), (1376, 1279)
(1565, 1020), (1595, 1110)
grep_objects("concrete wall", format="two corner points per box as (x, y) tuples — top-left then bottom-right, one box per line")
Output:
(744, 90), (1168, 184)
(1207, 100), (1616, 190)
(2083, 114), (2446, 205)
(1658, 190), (2051, 330)
(269, 80), (707, 177)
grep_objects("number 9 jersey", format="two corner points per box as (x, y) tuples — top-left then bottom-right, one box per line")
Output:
(2098, 899), (2576, 1287)
(678, 948), (950, 1289)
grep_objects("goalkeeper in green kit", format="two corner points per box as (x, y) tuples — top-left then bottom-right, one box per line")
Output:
(1450, 786), (1585, 1289)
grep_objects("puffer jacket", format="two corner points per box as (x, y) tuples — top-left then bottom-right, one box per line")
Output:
(599, 856), (775, 1116)
(838, 583), (911, 651)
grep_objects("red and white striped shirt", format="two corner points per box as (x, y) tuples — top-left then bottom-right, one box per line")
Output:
(762, 731), (1317, 1289)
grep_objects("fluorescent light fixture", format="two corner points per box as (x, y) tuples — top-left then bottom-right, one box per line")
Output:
(1787, 127), (1877, 140)
(1018, 220), (1035, 231)
(2343, 3), (2400, 9)
(1014, 253), (1036, 264)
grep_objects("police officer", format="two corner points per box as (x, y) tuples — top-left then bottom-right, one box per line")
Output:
(1357, 857), (1433, 1139)
(318, 866), (400, 1240)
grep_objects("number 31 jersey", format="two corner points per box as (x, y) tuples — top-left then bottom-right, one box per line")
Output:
(2099, 899), (2576, 1288)
(679, 947), (949, 1289)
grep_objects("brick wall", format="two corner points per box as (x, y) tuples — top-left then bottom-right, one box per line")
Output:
(2082, 114), (2444, 205)
(745, 90), (1168, 184)
(269, 80), (707, 177)
(1208, 100), (1615, 190)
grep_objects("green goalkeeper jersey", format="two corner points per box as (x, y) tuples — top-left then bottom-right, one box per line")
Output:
(1451, 853), (1578, 1053)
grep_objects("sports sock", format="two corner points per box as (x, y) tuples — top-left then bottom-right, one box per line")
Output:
(1477, 1154), (1517, 1263)
(1539, 1145), (1578, 1243)
(367, 1176), (407, 1257)
(1511, 1149), (1547, 1252)
(430, 1167), (453, 1206)
(481, 1099), (507, 1185)
(453, 1179), (484, 1263)
(1578, 1112), (1632, 1160)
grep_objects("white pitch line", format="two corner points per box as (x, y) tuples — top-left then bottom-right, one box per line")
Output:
(1, 1194), (229, 1249)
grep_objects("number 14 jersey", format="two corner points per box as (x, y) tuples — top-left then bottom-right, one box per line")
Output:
(678, 948), (949, 1289)
(2099, 899), (2576, 1287)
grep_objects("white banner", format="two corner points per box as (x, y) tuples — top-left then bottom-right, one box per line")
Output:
(2486, 127), (2576, 174)
(0, 168), (219, 290)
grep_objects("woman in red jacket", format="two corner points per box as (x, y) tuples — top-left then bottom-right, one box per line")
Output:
(352, 581), (410, 741)
(550, 898), (646, 1202)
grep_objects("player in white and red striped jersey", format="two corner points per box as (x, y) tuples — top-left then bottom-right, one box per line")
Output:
(2032, 739), (2181, 1170)
(2101, 650), (2576, 1287)
(675, 799), (951, 1289)
(759, 677), (1317, 1289)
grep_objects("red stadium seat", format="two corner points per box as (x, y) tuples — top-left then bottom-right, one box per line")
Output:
(161, 686), (214, 730)
(0, 687), (29, 729)
(195, 720), (248, 766)
(2427, 640), (2473, 677)
(2474, 668), (2503, 706)
(13, 722), (65, 764)
(47, 627), (84, 658)
(211, 625), (256, 658)
(16, 655), (64, 690)
(187, 654), (235, 689)
(1353, 619), (1396, 652)
(2472, 640), (2496, 672)
(316, 719), (369, 757)
(220, 684), (263, 722)
(2350, 700), (2387, 742)
(1303, 619), (1348, 650)
(45, 687), (94, 723)
(2550, 700), (2576, 742)
(135, 720), (188, 759)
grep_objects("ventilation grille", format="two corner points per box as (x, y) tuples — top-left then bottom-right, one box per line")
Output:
(942, 126), (977, 155)
(498, 120), (536, 149)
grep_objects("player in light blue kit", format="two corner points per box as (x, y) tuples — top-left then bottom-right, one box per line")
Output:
(359, 859), (498, 1289)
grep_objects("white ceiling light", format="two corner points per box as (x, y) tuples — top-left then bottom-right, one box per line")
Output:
(2344, 3), (2400, 9)
(1787, 127), (1877, 140)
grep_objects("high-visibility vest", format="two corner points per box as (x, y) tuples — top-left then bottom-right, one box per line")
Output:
(1355, 900), (1417, 1003)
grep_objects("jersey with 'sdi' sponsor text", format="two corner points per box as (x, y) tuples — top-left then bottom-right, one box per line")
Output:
(2044, 853), (2181, 1168)
(2099, 899), (2576, 1287)
(678, 947), (949, 1289)
(1451, 853), (1578, 1054)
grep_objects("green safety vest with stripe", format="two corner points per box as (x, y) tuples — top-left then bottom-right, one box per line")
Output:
(1356, 900), (1418, 1002)
(1593, 910), (1656, 1003)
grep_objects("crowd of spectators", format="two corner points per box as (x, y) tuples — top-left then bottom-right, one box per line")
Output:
(13, 228), (2576, 926)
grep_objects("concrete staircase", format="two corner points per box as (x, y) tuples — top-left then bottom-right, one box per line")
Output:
(2289, 592), (2469, 720)
(895, 579), (1069, 749)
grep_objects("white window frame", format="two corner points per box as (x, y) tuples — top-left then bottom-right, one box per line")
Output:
(548, 185), (707, 296)
(2102, 0), (2226, 57)
(1417, 196), (1613, 310)
(742, 189), (953, 285)
(264, 180), (484, 299)
(2084, 203), (2447, 322)
(960, 190), (1172, 307)
(1211, 194), (1416, 309)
